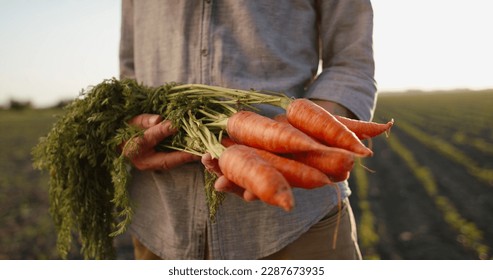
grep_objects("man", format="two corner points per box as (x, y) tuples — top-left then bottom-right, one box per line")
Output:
(120, 0), (376, 260)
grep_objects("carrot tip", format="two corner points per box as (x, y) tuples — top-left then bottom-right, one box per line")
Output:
(384, 119), (394, 138)
(357, 147), (373, 157)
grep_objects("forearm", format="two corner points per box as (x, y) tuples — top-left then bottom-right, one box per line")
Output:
(311, 99), (357, 119)
(306, 0), (376, 121)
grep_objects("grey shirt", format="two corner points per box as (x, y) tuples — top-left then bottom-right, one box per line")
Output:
(120, 0), (376, 259)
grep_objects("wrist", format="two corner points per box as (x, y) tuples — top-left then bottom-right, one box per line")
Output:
(310, 99), (357, 119)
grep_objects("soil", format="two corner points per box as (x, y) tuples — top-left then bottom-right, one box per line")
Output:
(348, 130), (493, 260)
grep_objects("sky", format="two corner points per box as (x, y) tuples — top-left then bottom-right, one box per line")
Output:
(1, 0), (492, 107)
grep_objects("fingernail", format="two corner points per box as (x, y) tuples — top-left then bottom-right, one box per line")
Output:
(149, 115), (160, 125)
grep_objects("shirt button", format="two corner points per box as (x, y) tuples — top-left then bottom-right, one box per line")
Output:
(205, 0), (211, 4)
(201, 49), (208, 56)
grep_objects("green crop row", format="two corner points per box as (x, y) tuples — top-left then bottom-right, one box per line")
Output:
(381, 91), (493, 131)
(391, 118), (493, 186)
(352, 163), (380, 260)
(386, 134), (490, 259)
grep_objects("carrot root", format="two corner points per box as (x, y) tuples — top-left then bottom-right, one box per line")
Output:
(222, 138), (331, 189)
(335, 115), (394, 140)
(291, 147), (356, 182)
(285, 99), (373, 157)
(218, 144), (294, 211)
(226, 110), (329, 153)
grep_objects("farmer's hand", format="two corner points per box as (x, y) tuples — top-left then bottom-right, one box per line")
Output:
(201, 153), (258, 201)
(123, 114), (200, 170)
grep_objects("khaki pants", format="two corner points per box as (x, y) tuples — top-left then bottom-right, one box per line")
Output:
(132, 199), (362, 260)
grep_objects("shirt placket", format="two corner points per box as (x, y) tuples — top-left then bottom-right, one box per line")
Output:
(194, 0), (213, 259)
(199, 0), (213, 85)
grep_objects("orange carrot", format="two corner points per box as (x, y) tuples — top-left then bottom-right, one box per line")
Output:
(221, 137), (332, 189)
(220, 137), (237, 148)
(226, 110), (329, 154)
(254, 148), (332, 189)
(334, 116), (394, 140)
(273, 113), (288, 123)
(257, 115), (355, 181)
(285, 99), (373, 157)
(291, 147), (355, 182)
(218, 144), (294, 211)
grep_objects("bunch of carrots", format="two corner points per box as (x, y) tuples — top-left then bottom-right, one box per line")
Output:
(120, 82), (394, 213)
(198, 99), (393, 212)
(33, 78), (393, 259)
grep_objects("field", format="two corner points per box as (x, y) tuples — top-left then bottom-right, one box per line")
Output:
(0, 108), (134, 259)
(0, 90), (492, 259)
(348, 90), (493, 260)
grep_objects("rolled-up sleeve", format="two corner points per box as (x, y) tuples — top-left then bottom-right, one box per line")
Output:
(119, 0), (136, 79)
(305, 0), (377, 121)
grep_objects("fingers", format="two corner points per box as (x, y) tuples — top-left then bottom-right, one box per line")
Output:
(214, 176), (245, 197)
(124, 120), (177, 158)
(124, 114), (200, 170)
(201, 153), (222, 176)
(141, 120), (177, 148)
(132, 150), (200, 171)
(127, 115), (261, 201)
(123, 114), (176, 156)
(214, 175), (259, 201)
(243, 191), (258, 202)
(128, 114), (163, 129)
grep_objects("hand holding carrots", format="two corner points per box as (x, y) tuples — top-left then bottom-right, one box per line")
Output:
(201, 99), (393, 211)
(126, 102), (393, 212)
(123, 114), (200, 170)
